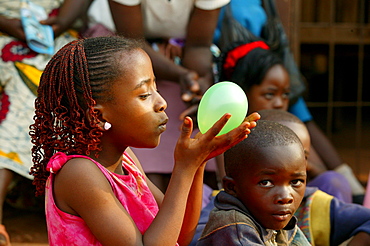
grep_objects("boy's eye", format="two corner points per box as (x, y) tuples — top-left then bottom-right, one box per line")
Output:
(291, 179), (304, 187)
(259, 180), (273, 187)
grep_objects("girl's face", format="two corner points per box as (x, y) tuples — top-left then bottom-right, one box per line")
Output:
(247, 64), (290, 113)
(101, 49), (168, 150)
(233, 143), (306, 230)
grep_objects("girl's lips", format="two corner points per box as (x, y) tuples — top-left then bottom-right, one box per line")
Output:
(158, 118), (168, 133)
(158, 124), (167, 133)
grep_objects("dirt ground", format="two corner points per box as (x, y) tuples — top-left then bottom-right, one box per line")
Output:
(2, 177), (48, 246)
(3, 203), (48, 245)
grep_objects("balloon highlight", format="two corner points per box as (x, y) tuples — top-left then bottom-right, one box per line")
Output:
(197, 81), (248, 136)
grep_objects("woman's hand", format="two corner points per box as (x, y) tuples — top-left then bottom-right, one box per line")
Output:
(0, 17), (26, 41)
(39, 15), (68, 38)
(179, 72), (214, 120)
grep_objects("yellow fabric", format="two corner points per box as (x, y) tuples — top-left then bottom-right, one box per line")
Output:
(212, 189), (223, 197)
(0, 150), (22, 164)
(14, 61), (42, 96)
(311, 190), (334, 246)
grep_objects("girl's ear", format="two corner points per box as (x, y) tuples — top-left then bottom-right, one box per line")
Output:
(86, 104), (105, 129)
(223, 176), (237, 197)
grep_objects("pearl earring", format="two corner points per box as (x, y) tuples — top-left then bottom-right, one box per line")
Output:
(104, 122), (112, 130)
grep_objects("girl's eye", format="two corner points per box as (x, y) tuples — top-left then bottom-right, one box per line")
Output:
(264, 93), (274, 100)
(282, 92), (290, 99)
(291, 179), (304, 187)
(139, 93), (151, 100)
(259, 180), (273, 187)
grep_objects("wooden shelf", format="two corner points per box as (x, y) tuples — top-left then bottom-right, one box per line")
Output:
(299, 24), (370, 44)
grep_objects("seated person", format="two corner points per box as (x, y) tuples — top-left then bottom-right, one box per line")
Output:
(196, 120), (310, 245)
(259, 109), (370, 245)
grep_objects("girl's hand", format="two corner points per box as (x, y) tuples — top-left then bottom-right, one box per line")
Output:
(174, 112), (260, 170)
(244, 112), (261, 129)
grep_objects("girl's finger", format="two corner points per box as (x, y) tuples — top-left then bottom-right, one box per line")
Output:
(179, 116), (193, 141)
(202, 113), (232, 140)
(244, 112), (261, 124)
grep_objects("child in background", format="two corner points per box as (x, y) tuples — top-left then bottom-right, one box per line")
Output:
(259, 109), (370, 245)
(196, 120), (310, 245)
(29, 36), (260, 245)
(218, 38), (365, 203)
(0, 1), (91, 244)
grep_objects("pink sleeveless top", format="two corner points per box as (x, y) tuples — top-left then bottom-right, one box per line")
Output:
(45, 152), (159, 245)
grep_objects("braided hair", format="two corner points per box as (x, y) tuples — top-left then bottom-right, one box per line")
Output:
(30, 36), (143, 196)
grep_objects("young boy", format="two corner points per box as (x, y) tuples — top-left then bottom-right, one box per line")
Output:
(196, 120), (311, 245)
(259, 109), (370, 245)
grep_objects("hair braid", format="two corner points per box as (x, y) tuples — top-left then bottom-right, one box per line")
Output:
(30, 36), (143, 196)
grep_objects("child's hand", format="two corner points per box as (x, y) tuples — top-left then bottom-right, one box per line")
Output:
(174, 112), (260, 171)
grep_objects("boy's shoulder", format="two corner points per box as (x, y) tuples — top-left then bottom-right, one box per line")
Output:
(197, 199), (263, 245)
(197, 191), (309, 246)
(203, 203), (259, 235)
(198, 191), (261, 243)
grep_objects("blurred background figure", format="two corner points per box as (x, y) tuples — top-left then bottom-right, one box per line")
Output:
(0, 0), (91, 245)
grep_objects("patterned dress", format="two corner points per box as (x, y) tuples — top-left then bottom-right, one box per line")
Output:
(0, 0), (78, 179)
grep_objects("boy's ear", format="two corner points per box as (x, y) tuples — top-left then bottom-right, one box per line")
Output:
(223, 176), (237, 197)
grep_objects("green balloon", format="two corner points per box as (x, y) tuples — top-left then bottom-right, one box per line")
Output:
(197, 81), (248, 136)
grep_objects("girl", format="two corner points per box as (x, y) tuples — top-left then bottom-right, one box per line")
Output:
(218, 40), (290, 114)
(29, 36), (259, 245)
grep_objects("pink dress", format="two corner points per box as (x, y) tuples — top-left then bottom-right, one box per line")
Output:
(45, 152), (159, 245)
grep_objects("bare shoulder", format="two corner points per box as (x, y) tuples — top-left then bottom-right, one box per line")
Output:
(53, 157), (144, 244)
(53, 157), (112, 215)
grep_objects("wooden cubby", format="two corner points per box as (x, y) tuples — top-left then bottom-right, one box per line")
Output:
(277, 0), (370, 182)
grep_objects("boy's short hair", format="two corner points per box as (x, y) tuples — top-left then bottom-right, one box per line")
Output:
(258, 109), (303, 125)
(224, 120), (303, 179)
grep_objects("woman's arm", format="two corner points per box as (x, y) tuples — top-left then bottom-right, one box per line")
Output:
(0, 15), (25, 41)
(182, 7), (220, 88)
(40, 0), (93, 37)
(108, 2), (192, 83)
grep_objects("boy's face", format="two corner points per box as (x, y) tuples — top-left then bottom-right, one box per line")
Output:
(232, 143), (306, 230)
